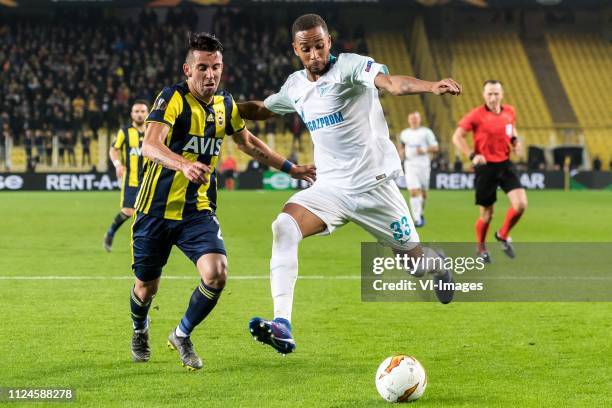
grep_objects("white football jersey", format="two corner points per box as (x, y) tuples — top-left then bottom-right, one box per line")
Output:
(264, 53), (402, 192)
(399, 127), (438, 167)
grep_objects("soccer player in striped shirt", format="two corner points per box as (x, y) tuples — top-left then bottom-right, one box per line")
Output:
(103, 100), (148, 252)
(128, 32), (315, 370)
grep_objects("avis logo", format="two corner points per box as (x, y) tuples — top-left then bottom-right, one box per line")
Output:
(183, 135), (223, 155)
(129, 147), (142, 156)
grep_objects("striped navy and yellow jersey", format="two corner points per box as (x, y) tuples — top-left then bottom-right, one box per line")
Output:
(135, 81), (245, 220)
(113, 126), (144, 189)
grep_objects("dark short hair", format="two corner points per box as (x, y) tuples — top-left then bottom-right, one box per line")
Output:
(483, 79), (503, 87)
(186, 32), (223, 62)
(133, 99), (149, 108)
(292, 14), (328, 39)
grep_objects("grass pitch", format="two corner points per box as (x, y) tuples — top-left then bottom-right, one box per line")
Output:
(0, 190), (611, 407)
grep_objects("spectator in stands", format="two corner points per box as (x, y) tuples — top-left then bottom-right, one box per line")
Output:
(44, 127), (53, 166)
(24, 129), (34, 164)
(592, 156), (602, 171)
(453, 155), (463, 172)
(1, 121), (12, 170)
(72, 94), (85, 142)
(35, 129), (45, 164)
(82, 132), (91, 167)
(65, 133), (76, 167)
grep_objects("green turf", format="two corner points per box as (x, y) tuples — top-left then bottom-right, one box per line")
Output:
(0, 190), (611, 407)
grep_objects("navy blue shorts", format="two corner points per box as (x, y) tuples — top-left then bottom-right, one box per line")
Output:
(121, 186), (139, 209)
(131, 211), (226, 282)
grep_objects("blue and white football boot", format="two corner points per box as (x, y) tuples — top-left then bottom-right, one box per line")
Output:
(248, 317), (296, 355)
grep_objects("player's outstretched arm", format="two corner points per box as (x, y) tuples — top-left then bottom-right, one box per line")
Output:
(233, 128), (316, 183)
(237, 101), (277, 121)
(142, 122), (210, 184)
(374, 74), (462, 96)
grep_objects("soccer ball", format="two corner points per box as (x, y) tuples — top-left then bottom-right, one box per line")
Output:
(375, 355), (427, 403)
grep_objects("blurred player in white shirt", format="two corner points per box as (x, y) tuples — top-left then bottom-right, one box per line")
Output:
(398, 112), (439, 227)
(238, 14), (461, 355)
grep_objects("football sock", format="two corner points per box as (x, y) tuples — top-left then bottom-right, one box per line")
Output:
(475, 218), (490, 252)
(176, 280), (222, 337)
(410, 196), (423, 222)
(107, 211), (130, 236)
(270, 213), (302, 322)
(175, 326), (189, 338)
(130, 287), (151, 331)
(499, 208), (523, 239)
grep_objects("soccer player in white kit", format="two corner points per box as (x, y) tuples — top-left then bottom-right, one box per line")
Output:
(399, 111), (439, 227)
(238, 14), (462, 354)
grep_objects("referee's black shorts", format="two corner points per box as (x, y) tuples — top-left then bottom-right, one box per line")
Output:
(474, 160), (523, 207)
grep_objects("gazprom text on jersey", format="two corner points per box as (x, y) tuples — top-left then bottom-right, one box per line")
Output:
(304, 111), (344, 132)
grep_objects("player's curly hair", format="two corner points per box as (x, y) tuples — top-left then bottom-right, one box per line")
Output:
(292, 14), (328, 39)
(186, 32), (223, 63)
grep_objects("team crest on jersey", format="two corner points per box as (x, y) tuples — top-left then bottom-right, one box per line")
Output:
(216, 109), (224, 126)
(318, 85), (331, 97)
(154, 97), (167, 111)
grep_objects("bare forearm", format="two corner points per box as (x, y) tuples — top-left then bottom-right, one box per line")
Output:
(452, 129), (472, 157)
(238, 134), (287, 170)
(109, 148), (121, 164)
(142, 141), (188, 172)
(237, 101), (276, 121)
(386, 76), (435, 96)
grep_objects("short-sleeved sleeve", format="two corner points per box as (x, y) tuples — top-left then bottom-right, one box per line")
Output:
(458, 109), (478, 132)
(146, 87), (184, 127)
(340, 53), (389, 89)
(426, 128), (439, 147)
(508, 105), (517, 125)
(112, 129), (125, 149)
(399, 130), (408, 145)
(264, 80), (296, 115)
(226, 96), (246, 136)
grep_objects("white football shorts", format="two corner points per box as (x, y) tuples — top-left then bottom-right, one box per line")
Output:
(286, 179), (419, 250)
(404, 163), (431, 191)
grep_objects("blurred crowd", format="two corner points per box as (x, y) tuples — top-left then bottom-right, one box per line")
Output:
(0, 7), (368, 169)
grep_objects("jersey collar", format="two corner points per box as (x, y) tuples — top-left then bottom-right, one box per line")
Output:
(484, 104), (504, 114)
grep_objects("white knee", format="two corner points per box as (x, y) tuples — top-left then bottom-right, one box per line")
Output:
(272, 213), (302, 252)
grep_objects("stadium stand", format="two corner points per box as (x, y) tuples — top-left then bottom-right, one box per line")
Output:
(0, 8), (371, 172)
(2, 6), (609, 173)
(433, 32), (556, 158)
(366, 31), (425, 142)
(547, 32), (612, 169)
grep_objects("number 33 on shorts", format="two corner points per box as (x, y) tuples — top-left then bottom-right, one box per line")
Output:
(390, 216), (412, 243)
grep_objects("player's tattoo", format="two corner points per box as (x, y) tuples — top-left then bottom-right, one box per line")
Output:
(251, 147), (269, 161)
